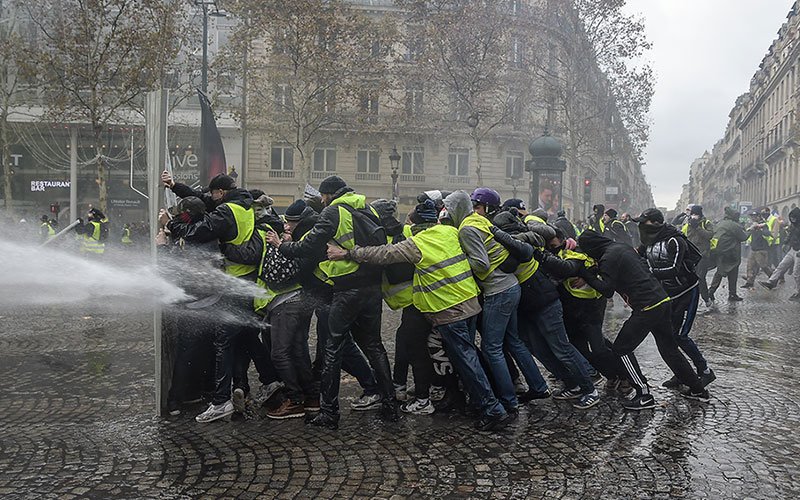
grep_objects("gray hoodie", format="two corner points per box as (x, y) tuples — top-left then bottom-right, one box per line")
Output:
(444, 191), (518, 296)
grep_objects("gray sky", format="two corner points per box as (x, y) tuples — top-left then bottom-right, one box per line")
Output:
(625, 0), (795, 208)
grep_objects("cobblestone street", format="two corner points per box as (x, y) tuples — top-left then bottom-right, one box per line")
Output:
(2, 283), (800, 499)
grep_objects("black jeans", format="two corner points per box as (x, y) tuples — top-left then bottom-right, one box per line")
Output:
(233, 321), (278, 395)
(612, 303), (703, 394)
(320, 287), (395, 416)
(269, 296), (316, 403)
(395, 305), (435, 399)
(695, 256), (712, 302)
(563, 296), (628, 380)
(166, 312), (214, 405)
(314, 304), (379, 396)
(709, 265), (739, 298)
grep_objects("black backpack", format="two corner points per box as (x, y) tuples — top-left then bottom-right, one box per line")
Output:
(338, 205), (386, 248)
(680, 234), (703, 271)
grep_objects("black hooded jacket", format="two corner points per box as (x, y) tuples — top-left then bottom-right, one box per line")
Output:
(638, 223), (698, 297)
(167, 188), (253, 244)
(787, 207), (800, 251)
(578, 230), (668, 311)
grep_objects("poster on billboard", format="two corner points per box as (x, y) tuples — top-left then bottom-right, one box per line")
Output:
(535, 170), (562, 218)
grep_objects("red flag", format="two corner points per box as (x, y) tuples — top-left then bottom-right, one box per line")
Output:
(198, 90), (227, 186)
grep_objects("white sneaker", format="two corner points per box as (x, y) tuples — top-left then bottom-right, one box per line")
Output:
(351, 393), (382, 411)
(254, 381), (284, 406)
(429, 385), (446, 402)
(195, 400), (234, 423)
(400, 398), (435, 415)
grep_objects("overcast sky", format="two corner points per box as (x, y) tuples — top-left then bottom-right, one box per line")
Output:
(625, 0), (795, 209)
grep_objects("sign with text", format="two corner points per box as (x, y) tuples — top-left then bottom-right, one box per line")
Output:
(31, 180), (70, 192)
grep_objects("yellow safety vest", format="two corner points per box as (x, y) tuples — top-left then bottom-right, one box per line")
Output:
(121, 227), (133, 244)
(222, 202), (256, 277)
(253, 229), (301, 314)
(558, 249), (603, 299)
(41, 222), (55, 241)
(410, 225), (480, 313)
(515, 255), (539, 285)
(458, 212), (509, 281)
(80, 221), (105, 254)
(524, 214), (546, 225)
(381, 233), (413, 310)
(316, 192), (377, 284)
(767, 215), (780, 245)
(681, 220), (717, 251)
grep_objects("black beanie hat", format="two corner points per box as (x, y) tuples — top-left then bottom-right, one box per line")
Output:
(414, 199), (439, 223)
(318, 175), (347, 194)
(285, 199), (310, 221)
(690, 205), (703, 216)
(208, 174), (236, 191)
(605, 208), (618, 219)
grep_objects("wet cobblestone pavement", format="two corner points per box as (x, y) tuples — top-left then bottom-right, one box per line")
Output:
(2, 283), (800, 499)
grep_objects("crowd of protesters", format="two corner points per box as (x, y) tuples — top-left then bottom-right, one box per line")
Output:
(149, 171), (799, 432)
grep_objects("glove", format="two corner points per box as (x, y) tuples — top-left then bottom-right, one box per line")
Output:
(532, 247), (545, 262)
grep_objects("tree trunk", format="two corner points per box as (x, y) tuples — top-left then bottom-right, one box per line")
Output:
(474, 135), (483, 187)
(94, 126), (108, 213)
(1, 111), (13, 216)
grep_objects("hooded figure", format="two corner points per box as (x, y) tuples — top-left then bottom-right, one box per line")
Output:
(443, 190), (474, 228)
(707, 207), (749, 301)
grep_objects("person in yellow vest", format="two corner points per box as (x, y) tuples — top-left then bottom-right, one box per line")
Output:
(445, 188), (548, 417)
(39, 214), (56, 243)
(682, 205), (716, 308)
(371, 199), (439, 415)
(327, 199), (514, 432)
(281, 199), (382, 413)
(120, 223), (133, 246)
(539, 226), (634, 388)
(762, 206), (782, 268)
(267, 175), (398, 429)
(166, 174), (279, 423)
(588, 204), (606, 234)
(491, 210), (599, 410)
(742, 210), (775, 289)
(74, 208), (108, 256)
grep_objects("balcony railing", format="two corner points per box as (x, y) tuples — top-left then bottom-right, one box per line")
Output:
(355, 172), (381, 181)
(445, 175), (471, 185)
(268, 170), (295, 179)
(311, 170), (332, 180)
(400, 174), (425, 183)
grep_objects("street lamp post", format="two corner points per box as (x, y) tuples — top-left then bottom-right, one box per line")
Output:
(389, 146), (401, 201)
(194, 0), (224, 95)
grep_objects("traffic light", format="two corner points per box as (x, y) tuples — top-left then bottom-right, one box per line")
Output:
(583, 178), (591, 202)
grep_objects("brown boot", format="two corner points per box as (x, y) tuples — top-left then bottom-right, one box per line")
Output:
(267, 399), (306, 420)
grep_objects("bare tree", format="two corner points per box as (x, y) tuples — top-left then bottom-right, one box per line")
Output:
(25, 0), (191, 212)
(223, 0), (395, 195)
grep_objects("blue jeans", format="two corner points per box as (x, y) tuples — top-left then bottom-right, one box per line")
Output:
(481, 284), (547, 408)
(521, 300), (595, 395)
(436, 316), (505, 418)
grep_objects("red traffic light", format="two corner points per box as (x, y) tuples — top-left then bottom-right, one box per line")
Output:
(583, 178), (591, 186)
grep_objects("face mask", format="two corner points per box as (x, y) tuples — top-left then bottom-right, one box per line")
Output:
(638, 223), (663, 246)
(177, 211), (193, 223)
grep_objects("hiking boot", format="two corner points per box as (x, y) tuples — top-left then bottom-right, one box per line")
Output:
(552, 386), (583, 400)
(759, 281), (776, 290)
(699, 368), (717, 388)
(232, 388), (246, 413)
(304, 396), (320, 412)
(307, 412), (339, 430)
(728, 295), (744, 302)
(621, 393), (656, 411)
(400, 398), (435, 415)
(195, 400), (234, 423)
(681, 388), (710, 403)
(379, 401), (400, 422)
(351, 393), (382, 411)
(253, 381), (284, 406)
(267, 399), (306, 420)
(573, 392), (600, 410)
(661, 376), (682, 389)
(519, 389), (551, 403)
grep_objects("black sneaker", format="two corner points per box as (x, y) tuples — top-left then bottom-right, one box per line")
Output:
(307, 412), (339, 429)
(474, 412), (514, 432)
(700, 369), (716, 387)
(518, 389), (551, 403)
(573, 392), (600, 410)
(759, 281), (776, 290)
(728, 295), (744, 302)
(681, 388), (710, 402)
(790, 293), (800, 302)
(661, 376), (682, 389)
(622, 393), (656, 411)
